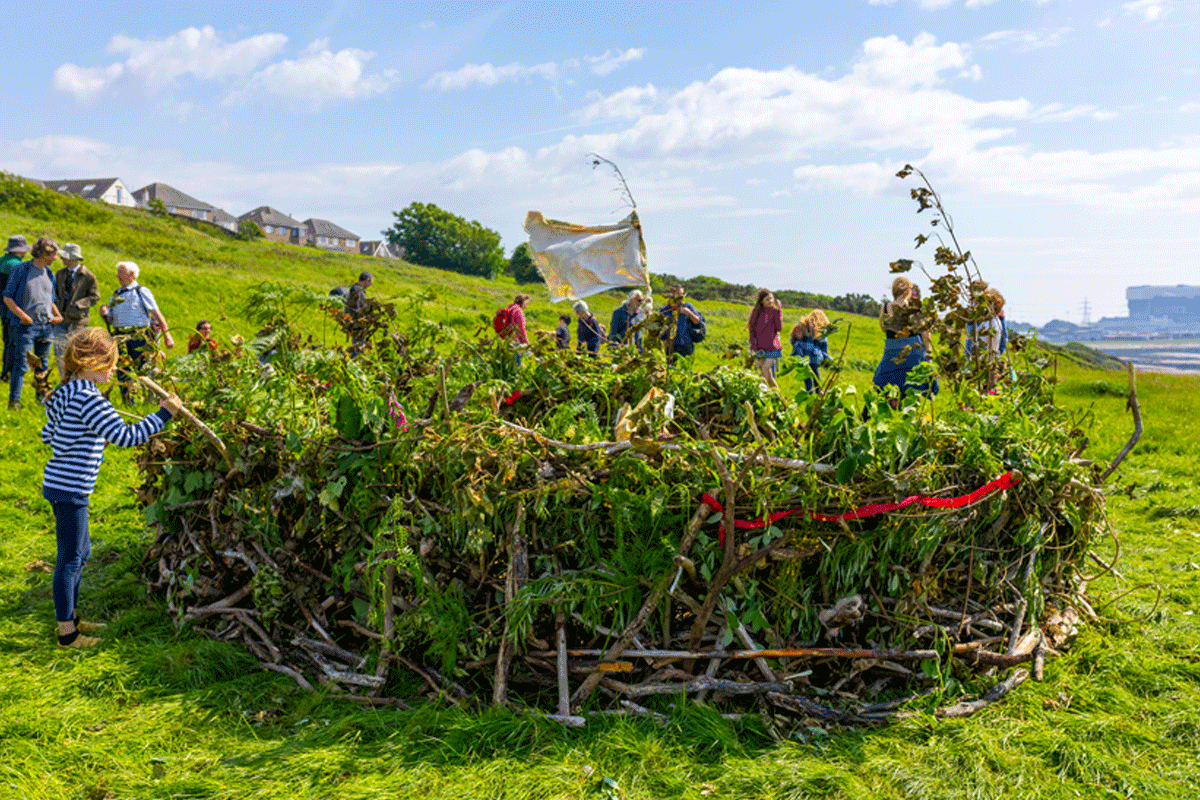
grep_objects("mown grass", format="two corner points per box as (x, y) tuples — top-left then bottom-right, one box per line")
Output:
(2, 201), (1199, 798)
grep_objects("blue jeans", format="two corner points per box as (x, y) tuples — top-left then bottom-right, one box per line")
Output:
(48, 491), (91, 623)
(9, 320), (52, 404)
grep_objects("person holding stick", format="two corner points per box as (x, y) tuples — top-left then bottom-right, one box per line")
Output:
(41, 327), (181, 648)
(99, 261), (174, 403)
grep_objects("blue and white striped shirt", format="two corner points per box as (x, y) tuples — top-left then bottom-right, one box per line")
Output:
(42, 379), (172, 496)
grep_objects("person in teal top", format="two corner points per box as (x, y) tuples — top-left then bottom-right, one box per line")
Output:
(1, 234), (31, 383)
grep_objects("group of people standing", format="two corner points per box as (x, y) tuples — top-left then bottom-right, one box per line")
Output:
(747, 289), (834, 392)
(2, 234), (174, 410)
(0, 232), (183, 649)
(501, 284), (702, 363)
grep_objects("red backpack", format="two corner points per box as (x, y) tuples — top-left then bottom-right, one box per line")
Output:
(493, 305), (514, 335)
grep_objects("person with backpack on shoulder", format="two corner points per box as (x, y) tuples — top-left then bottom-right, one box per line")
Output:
(99, 261), (174, 404)
(748, 289), (782, 389)
(661, 285), (702, 365)
(495, 293), (529, 344)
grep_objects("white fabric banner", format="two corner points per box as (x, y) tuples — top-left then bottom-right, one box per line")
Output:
(523, 210), (649, 303)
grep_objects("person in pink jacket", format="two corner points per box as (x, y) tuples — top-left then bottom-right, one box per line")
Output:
(748, 289), (782, 389)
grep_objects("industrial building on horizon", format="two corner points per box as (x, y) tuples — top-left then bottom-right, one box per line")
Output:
(1038, 285), (1200, 341)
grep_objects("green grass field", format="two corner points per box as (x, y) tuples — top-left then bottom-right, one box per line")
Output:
(2, 200), (1199, 799)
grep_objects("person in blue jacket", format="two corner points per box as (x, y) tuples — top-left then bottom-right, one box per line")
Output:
(573, 300), (604, 358)
(660, 285), (701, 365)
(790, 309), (833, 392)
(609, 289), (645, 350)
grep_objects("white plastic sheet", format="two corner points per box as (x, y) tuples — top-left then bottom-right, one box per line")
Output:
(523, 210), (650, 303)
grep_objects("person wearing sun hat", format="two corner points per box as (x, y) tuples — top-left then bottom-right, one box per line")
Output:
(1, 234), (32, 383)
(53, 243), (101, 379)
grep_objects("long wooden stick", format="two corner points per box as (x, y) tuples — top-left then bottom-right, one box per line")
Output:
(569, 501), (710, 712)
(1098, 361), (1142, 482)
(136, 375), (233, 469)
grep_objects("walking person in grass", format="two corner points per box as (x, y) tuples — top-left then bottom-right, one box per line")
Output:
(42, 327), (181, 648)
(747, 288), (783, 389)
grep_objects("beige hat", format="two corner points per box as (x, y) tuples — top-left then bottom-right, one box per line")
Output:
(60, 242), (84, 262)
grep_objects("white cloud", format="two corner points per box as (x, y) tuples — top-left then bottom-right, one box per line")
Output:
(424, 61), (557, 91)
(227, 39), (397, 110)
(964, 0), (1000, 7)
(850, 33), (971, 89)
(1181, 102), (1200, 113)
(52, 26), (287, 101)
(793, 162), (899, 194)
(565, 34), (1024, 167)
(588, 48), (646, 76)
(1123, 0), (1172, 22)
(979, 28), (1072, 51)
(577, 85), (659, 121)
(426, 48), (646, 91)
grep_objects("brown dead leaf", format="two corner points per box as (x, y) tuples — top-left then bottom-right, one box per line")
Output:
(24, 560), (51, 573)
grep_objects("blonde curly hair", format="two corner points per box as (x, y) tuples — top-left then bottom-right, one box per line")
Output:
(62, 327), (118, 379)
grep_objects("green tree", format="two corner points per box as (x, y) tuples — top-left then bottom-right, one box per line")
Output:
(238, 219), (264, 241)
(507, 242), (542, 283)
(384, 202), (504, 279)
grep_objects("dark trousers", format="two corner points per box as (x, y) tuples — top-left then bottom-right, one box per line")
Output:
(9, 321), (52, 405)
(51, 496), (91, 623)
(1, 311), (14, 379)
(116, 334), (151, 403)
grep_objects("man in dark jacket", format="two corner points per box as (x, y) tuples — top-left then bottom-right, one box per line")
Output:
(53, 243), (101, 378)
(0, 234), (31, 382)
(609, 289), (644, 350)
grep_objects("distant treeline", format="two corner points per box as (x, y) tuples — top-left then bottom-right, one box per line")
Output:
(648, 272), (882, 317)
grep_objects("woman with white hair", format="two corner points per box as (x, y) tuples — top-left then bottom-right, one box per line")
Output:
(609, 289), (644, 350)
(99, 261), (174, 403)
(574, 300), (604, 359)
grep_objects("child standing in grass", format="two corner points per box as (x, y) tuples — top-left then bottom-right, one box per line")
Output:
(41, 327), (181, 648)
(790, 309), (833, 393)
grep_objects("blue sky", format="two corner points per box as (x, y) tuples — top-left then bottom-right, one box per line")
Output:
(4, 0), (1197, 325)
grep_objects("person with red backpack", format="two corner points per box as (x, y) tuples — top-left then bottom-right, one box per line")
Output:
(493, 293), (530, 344)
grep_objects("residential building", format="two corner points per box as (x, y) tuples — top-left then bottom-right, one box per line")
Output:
(359, 240), (406, 259)
(304, 218), (359, 253)
(238, 207), (304, 244)
(133, 182), (217, 222)
(211, 208), (239, 233)
(43, 177), (137, 207)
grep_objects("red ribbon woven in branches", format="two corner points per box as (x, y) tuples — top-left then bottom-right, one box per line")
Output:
(702, 472), (1020, 544)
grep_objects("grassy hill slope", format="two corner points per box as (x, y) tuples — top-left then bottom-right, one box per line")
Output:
(1, 192), (1198, 799)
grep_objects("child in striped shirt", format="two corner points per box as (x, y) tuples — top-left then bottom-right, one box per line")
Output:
(42, 327), (181, 648)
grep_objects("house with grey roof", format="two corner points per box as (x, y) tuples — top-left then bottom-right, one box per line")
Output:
(133, 182), (217, 222)
(211, 208), (239, 233)
(44, 177), (136, 207)
(304, 218), (359, 253)
(359, 240), (406, 259)
(238, 206), (304, 245)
